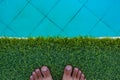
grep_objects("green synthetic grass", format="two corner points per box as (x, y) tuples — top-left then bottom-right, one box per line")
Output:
(0, 37), (120, 80)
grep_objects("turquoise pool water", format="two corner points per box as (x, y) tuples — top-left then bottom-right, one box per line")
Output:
(0, 0), (120, 37)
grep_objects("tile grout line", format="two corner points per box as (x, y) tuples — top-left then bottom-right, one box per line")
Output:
(0, 0), (31, 36)
(0, 20), (18, 36)
(83, 4), (118, 35)
(87, 6), (111, 35)
(27, 0), (63, 36)
(58, 0), (88, 36)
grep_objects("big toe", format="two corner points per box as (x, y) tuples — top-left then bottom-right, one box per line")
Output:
(62, 65), (86, 80)
(62, 65), (72, 80)
(41, 66), (53, 80)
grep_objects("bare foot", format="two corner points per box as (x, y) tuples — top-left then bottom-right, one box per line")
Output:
(30, 66), (53, 80)
(62, 65), (86, 80)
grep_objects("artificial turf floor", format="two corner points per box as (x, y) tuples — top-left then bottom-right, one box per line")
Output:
(0, 37), (120, 80)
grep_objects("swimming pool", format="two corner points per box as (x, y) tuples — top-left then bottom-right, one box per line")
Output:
(0, 0), (120, 37)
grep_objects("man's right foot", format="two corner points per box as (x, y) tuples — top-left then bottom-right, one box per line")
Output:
(30, 66), (53, 80)
(62, 65), (86, 80)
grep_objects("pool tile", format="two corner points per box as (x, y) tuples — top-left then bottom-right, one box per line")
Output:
(118, 31), (120, 36)
(90, 22), (116, 37)
(85, 0), (113, 18)
(0, 0), (27, 24)
(1, 28), (18, 37)
(48, 0), (84, 28)
(0, 23), (5, 35)
(63, 7), (98, 37)
(102, 1), (120, 34)
(30, 0), (58, 15)
(0, 0), (119, 37)
(10, 4), (44, 37)
(31, 18), (62, 37)
(0, 0), (3, 3)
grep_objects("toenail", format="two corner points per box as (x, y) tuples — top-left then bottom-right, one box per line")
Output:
(82, 74), (84, 77)
(30, 76), (33, 78)
(74, 68), (78, 71)
(79, 70), (81, 74)
(32, 72), (36, 75)
(66, 65), (72, 71)
(35, 69), (39, 72)
(41, 66), (48, 71)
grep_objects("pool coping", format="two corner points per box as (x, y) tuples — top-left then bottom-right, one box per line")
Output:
(0, 36), (120, 39)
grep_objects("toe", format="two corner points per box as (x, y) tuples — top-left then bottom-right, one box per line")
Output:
(45, 67), (52, 78)
(41, 66), (49, 78)
(64, 65), (72, 76)
(72, 68), (79, 79)
(80, 73), (85, 80)
(35, 69), (42, 79)
(30, 76), (34, 80)
(32, 72), (37, 80)
(62, 65), (72, 80)
(76, 70), (82, 79)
